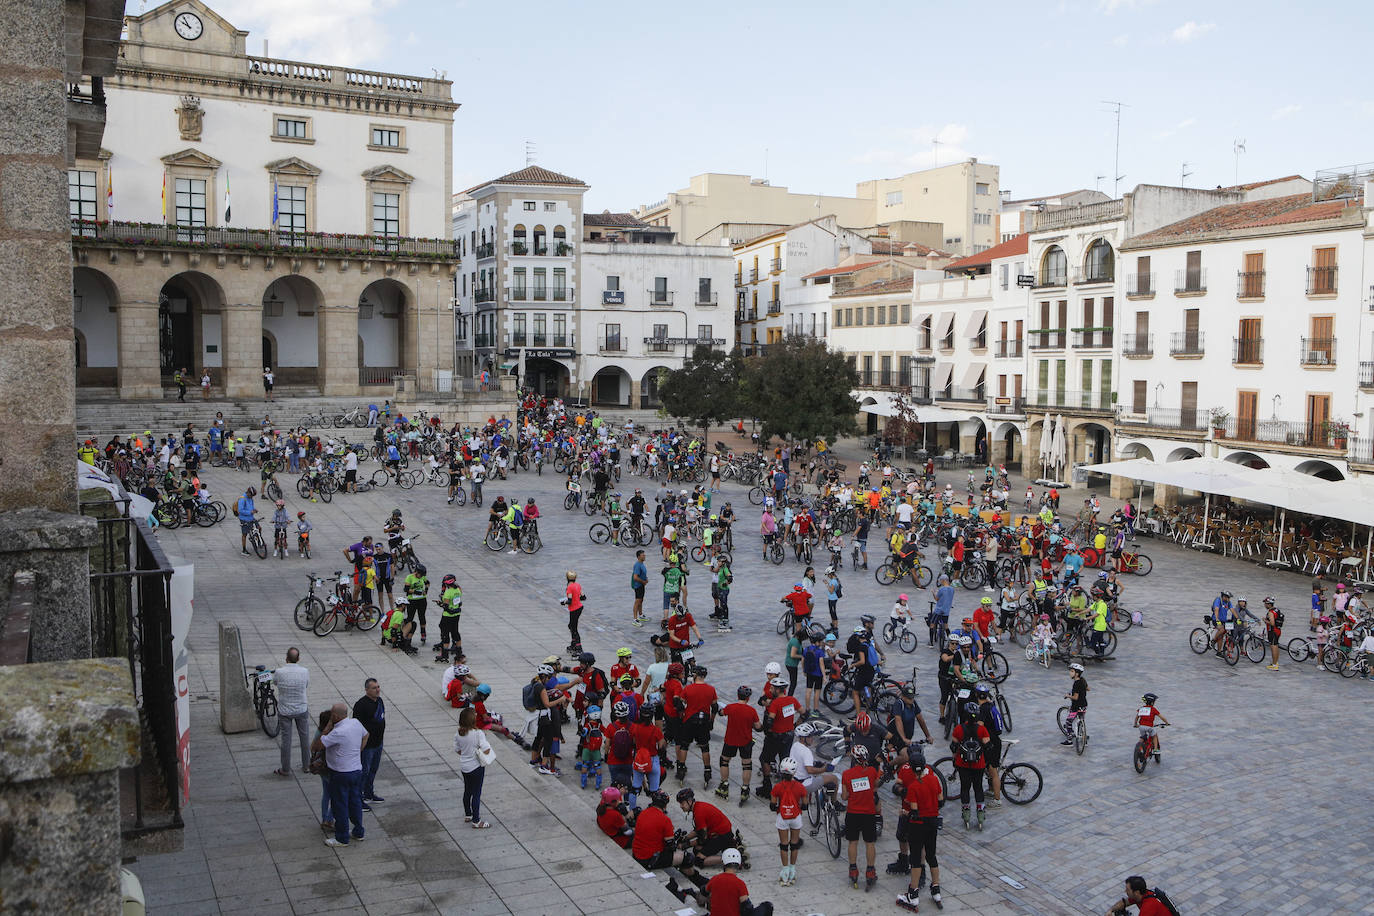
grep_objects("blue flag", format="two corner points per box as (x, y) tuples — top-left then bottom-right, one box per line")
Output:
(271, 181), (278, 226)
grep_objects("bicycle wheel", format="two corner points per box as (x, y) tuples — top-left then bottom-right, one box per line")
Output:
(370, 469), (390, 488)
(769, 543), (784, 565)
(981, 650), (1009, 684)
(1222, 635), (1240, 666)
(959, 564), (984, 590)
(1073, 718), (1087, 755)
(882, 621), (898, 644)
(564, 492), (577, 510)
(1056, 705), (1071, 736)
(776, 610), (791, 636)
(194, 506), (217, 528)
(825, 807), (843, 859)
(258, 690), (279, 738)
(1188, 628), (1211, 654)
(317, 482), (333, 503)
(313, 608), (339, 636)
(296, 477), (312, 498)
(1320, 646), (1344, 670)
(250, 530), (268, 559)
(1108, 608), (1133, 634)
(1133, 741), (1148, 774)
(1098, 631), (1118, 659)
(997, 693), (1012, 732)
(1129, 554), (1153, 576)
(265, 480), (283, 501)
(913, 565), (933, 589)
(1243, 635), (1266, 665)
(690, 545), (707, 564)
(294, 596), (325, 631)
(821, 679), (854, 714)
(583, 498), (599, 518)
(485, 528), (507, 551)
(452, 487), (468, 506)
(355, 604), (381, 631)
(898, 631), (917, 654)
(589, 523), (612, 545)
(521, 531), (542, 554)
(875, 564), (896, 586)
(1000, 763), (1042, 804)
(932, 757), (960, 801)
(1287, 637), (1312, 663)
(748, 487), (764, 506)
(397, 471), (416, 490)
(808, 790), (823, 829)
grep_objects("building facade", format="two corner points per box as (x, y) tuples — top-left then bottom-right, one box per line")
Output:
(70, 0), (459, 397)
(856, 160), (1001, 256)
(633, 173), (874, 244)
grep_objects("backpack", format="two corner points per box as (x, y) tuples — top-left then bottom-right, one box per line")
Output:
(610, 726), (634, 761)
(834, 578), (844, 599)
(521, 681), (542, 712)
(954, 730), (983, 765)
(511, 506), (524, 525)
(1149, 888), (1182, 916)
(1271, 609), (1285, 629)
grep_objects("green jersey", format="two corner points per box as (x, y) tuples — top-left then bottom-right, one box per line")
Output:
(441, 585), (462, 617)
(404, 573), (428, 599)
(663, 567), (684, 595)
(716, 564), (731, 589)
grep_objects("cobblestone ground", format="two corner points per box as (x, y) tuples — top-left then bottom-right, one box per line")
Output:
(132, 431), (1374, 915)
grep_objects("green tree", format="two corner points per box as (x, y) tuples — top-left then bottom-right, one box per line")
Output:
(656, 345), (742, 442)
(743, 337), (859, 443)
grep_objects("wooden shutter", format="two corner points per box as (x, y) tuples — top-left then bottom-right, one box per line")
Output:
(1185, 250), (1202, 289)
(1181, 381), (1198, 428)
(1237, 318), (1261, 363)
(1055, 360), (1067, 406)
(1100, 360), (1112, 410)
(1057, 301), (1068, 347)
(1307, 394), (1331, 443)
(1135, 255), (1151, 295)
(1243, 252), (1264, 298)
(1132, 380), (1146, 414)
(1135, 310), (1149, 335)
(1237, 391), (1257, 440)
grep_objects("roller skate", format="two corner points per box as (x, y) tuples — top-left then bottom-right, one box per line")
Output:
(715, 780), (730, 800)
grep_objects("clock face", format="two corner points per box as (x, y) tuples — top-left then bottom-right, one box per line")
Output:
(174, 12), (203, 40)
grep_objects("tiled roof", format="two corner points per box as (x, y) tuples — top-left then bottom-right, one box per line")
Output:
(1222, 174), (1304, 192)
(833, 276), (914, 298)
(584, 211), (647, 228)
(944, 233), (1029, 271)
(1126, 193), (1358, 246)
(466, 165), (586, 193)
(868, 238), (953, 258)
(802, 260), (885, 280)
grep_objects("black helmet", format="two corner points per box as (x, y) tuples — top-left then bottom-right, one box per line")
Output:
(693, 665), (707, 678)
(736, 685), (752, 700)
(579, 652), (595, 665)
(973, 683), (991, 697)
(908, 746), (926, 769)
(648, 790), (670, 808)
(961, 701), (979, 720)
(675, 787), (695, 804)
(414, 563), (427, 577)
(1141, 692), (1158, 705)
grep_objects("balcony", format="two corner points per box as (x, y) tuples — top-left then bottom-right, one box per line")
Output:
(1073, 267), (1114, 285)
(1125, 272), (1155, 298)
(1169, 332), (1204, 357)
(749, 268), (759, 283)
(1175, 268), (1207, 295)
(917, 335), (933, 351)
(510, 333), (527, 348)
(474, 333), (496, 349)
(1121, 333), (1153, 358)
(969, 333), (988, 350)
(1033, 272), (1067, 289)
(1028, 388), (1114, 414)
(697, 293), (719, 307)
(648, 290), (674, 307)
(738, 342), (768, 356)
(1299, 336), (1336, 367)
(941, 387), (986, 403)
(937, 335), (955, 351)
(736, 308), (758, 322)
(475, 288), (495, 303)
(995, 339), (1024, 358)
(735, 275), (744, 288)
(1307, 265), (1338, 296)
(600, 337), (625, 354)
(71, 219), (458, 260)
(475, 242), (495, 260)
(1118, 407), (1208, 432)
(1236, 270), (1265, 299)
(511, 241), (527, 255)
(770, 257), (782, 273)
(1028, 329), (1067, 350)
(552, 286), (573, 302)
(1361, 361), (1374, 389)
(987, 396), (1026, 416)
(766, 299), (781, 316)
(1220, 417), (1345, 450)
(1232, 337), (1264, 366)
(1071, 327), (1114, 349)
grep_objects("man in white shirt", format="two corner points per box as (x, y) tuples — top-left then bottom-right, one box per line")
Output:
(895, 500), (914, 529)
(344, 448), (359, 493)
(273, 648), (310, 776)
(789, 724), (839, 836)
(314, 703), (368, 846)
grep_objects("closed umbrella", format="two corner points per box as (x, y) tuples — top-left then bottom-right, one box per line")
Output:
(1051, 414), (1068, 482)
(1037, 413), (1052, 481)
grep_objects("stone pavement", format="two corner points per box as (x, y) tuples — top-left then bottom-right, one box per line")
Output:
(127, 428), (1374, 915)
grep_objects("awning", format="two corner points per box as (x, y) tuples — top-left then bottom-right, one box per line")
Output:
(915, 312), (932, 328)
(935, 312), (956, 339)
(960, 364), (986, 389)
(915, 405), (982, 424)
(933, 362), (954, 391)
(860, 400), (901, 418)
(962, 309), (989, 337)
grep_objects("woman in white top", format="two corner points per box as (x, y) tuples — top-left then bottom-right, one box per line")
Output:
(452, 706), (493, 828)
(639, 644), (670, 703)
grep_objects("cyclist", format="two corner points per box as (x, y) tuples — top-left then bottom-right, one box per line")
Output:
(235, 486), (257, 556)
(383, 509), (405, 553)
(665, 602), (703, 669)
(271, 499), (290, 556)
(788, 722), (839, 824)
(1133, 692), (1169, 761)
(446, 448), (465, 504)
(759, 505), (778, 562)
(886, 683), (933, 761)
(485, 495), (507, 543)
(343, 535), (374, 601)
(1211, 590), (1236, 654)
(607, 492), (624, 544)
(1107, 876), (1176, 916)
(523, 497), (540, 543)
(845, 616), (884, 713)
(435, 574), (463, 663)
(840, 743), (882, 891)
(1263, 596), (1284, 670)
(295, 511), (312, 557)
(780, 582), (813, 630)
(403, 563), (429, 645)
(469, 459), (486, 504)
(1060, 662), (1089, 746)
(712, 555), (733, 631)
(502, 499), (525, 554)
(627, 488), (647, 540)
(928, 575), (954, 647)
(974, 683), (1004, 806)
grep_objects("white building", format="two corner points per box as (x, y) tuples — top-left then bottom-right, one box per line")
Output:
(71, 0), (459, 397)
(1114, 175), (1369, 488)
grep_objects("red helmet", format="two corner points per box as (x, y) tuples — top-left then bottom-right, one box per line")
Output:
(667, 662), (685, 680)
(854, 712), (871, 731)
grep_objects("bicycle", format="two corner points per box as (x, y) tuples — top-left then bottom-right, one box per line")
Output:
(1133, 723), (1168, 773)
(245, 518), (268, 559)
(1285, 632), (1324, 663)
(1056, 706), (1088, 755)
(295, 473), (333, 503)
(933, 737), (1042, 804)
(294, 573), (336, 630)
(273, 524), (289, 560)
(881, 616), (919, 654)
(776, 609), (828, 642)
(297, 530), (311, 559)
(875, 555), (933, 589)
(246, 664), (279, 737)
(312, 591), (381, 636)
(808, 785), (845, 859)
(1117, 545), (1153, 576)
(1188, 617), (1239, 665)
(1024, 634), (1057, 669)
(334, 406), (369, 428)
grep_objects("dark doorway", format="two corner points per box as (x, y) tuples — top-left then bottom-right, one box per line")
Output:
(262, 335), (275, 370)
(158, 289), (193, 376)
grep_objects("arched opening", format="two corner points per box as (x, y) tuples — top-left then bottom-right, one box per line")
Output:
(1040, 245), (1067, 286)
(961, 417), (988, 463)
(992, 422), (1023, 467)
(1223, 450), (1271, 470)
(640, 365), (673, 409)
(358, 278), (411, 387)
(591, 365), (631, 406)
(859, 397), (880, 435)
(1078, 421), (1112, 467)
(553, 225), (567, 255)
(532, 224), (547, 255)
(73, 266), (119, 387)
(158, 271), (226, 381)
(1166, 446), (1201, 462)
(524, 356), (570, 398)
(1118, 442), (1155, 461)
(1295, 459), (1345, 481)
(1084, 239), (1115, 283)
(262, 275), (324, 390)
(512, 223), (526, 254)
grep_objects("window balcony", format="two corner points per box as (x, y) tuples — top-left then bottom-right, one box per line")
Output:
(475, 242), (495, 260)
(735, 308), (757, 323)
(1232, 337), (1263, 366)
(648, 290), (674, 307)
(1028, 329), (1066, 350)
(1118, 408), (1208, 432)
(474, 333), (496, 349)
(770, 257), (782, 273)
(697, 293), (719, 307)
(1071, 328), (1114, 349)
(1361, 361), (1374, 389)
(511, 333), (526, 348)
(1299, 336), (1336, 367)
(1219, 417), (1345, 450)
(941, 387), (986, 403)
(1027, 388), (1114, 414)
(1126, 272), (1155, 298)
(475, 288), (495, 303)
(1174, 268), (1207, 295)
(1033, 272), (1067, 289)
(1169, 332), (1204, 357)
(1236, 270), (1265, 299)
(600, 337), (624, 354)
(917, 335), (933, 351)
(986, 396), (1026, 416)
(1121, 333), (1153, 358)
(70, 218), (458, 260)
(995, 339), (1023, 358)
(749, 268), (759, 283)
(1307, 265), (1338, 296)
(551, 286), (573, 302)
(969, 333), (988, 350)
(1073, 267), (1114, 285)
(766, 299), (781, 315)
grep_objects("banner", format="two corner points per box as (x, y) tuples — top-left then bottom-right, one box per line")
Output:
(168, 560), (195, 808)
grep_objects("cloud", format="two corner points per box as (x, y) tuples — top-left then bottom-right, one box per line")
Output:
(1098, 0), (1157, 12)
(851, 123), (974, 172)
(1154, 117), (1197, 141)
(211, 0), (400, 66)
(1170, 20), (1215, 42)
(1271, 104), (1302, 121)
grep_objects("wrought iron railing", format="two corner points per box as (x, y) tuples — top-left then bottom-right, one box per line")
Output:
(1121, 333), (1153, 357)
(1175, 268), (1207, 294)
(70, 219), (456, 259)
(1028, 389), (1113, 413)
(1169, 332), (1204, 356)
(1307, 265), (1338, 295)
(1299, 337), (1336, 366)
(1126, 272), (1155, 297)
(1118, 408), (1207, 431)
(1236, 270), (1265, 299)
(1232, 337), (1263, 365)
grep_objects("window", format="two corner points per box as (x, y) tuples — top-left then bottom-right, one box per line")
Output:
(974, 212), (992, 225)
(1084, 239), (1114, 282)
(524, 201), (536, 211)
(900, 303), (910, 323)
(605, 275), (619, 291)
(604, 323), (621, 351)
(68, 169), (97, 222)
(533, 314), (547, 346)
(1307, 316), (1334, 363)
(278, 185), (307, 236)
(174, 177), (207, 229)
(1132, 380), (1147, 414)
(698, 324), (712, 343)
(999, 264), (1009, 290)
(1184, 250), (1203, 291)
(553, 314), (567, 347)
(878, 305), (887, 324)
(867, 306), (876, 325)
(552, 268), (567, 301)
(512, 313), (526, 347)
(369, 126), (402, 148)
(1237, 317), (1261, 364)
(698, 278), (712, 304)
(276, 118), (308, 139)
(1041, 246), (1067, 286)
(544, 201), (556, 212)
(532, 268), (547, 301)
(1240, 252), (1264, 298)
(1133, 255), (1152, 295)
(845, 308), (853, 326)
(371, 191), (399, 237)
(1310, 246), (1337, 294)
(885, 190), (903, 206)
(512, 267), (526, 300)
(1237, 391), (1258, 439)
(653, 277), (668, 303)
(976, 182), (991, 195)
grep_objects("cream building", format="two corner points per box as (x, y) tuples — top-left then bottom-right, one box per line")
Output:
(856, 160), (1001, 256)
(70, 0), (459, 398)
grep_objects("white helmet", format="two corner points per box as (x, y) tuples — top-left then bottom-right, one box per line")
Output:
(779, 757), (799, 777)
(770, 675), (789, 689)
(452, 664), (470, 678)
(764, 662), (782, 677)
(1069, 662), (1085, 673)
(721, 848), (742, 867)
(536, 664), (554, 677)
(794, 722), (816, 738)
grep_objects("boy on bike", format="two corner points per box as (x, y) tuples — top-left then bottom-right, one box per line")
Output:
(295, 511), (312, 557)
(1133, 692), (1169, 761)
(1060, 663), (1088, 746)
(271, 499), (290, 554)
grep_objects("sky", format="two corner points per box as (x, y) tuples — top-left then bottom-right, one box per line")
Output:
(200, 0), (1374, 212)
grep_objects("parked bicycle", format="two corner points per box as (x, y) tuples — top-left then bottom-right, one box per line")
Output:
(312, 588), (381, 636)
(932, 737), (1042, 804)
(246, 664), (279, 737)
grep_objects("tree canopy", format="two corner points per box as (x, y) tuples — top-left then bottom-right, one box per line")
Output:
(742, 337), (859, 443)
(656, 345), (742, 441)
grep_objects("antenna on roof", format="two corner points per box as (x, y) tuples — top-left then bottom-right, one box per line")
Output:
(524, 141), (536, 166)
(1100, 100), (1128, 197)
(1233, 139), (1247, 186)
(1095, 173), (1106, 192)
(1181, 161), (1194, 187)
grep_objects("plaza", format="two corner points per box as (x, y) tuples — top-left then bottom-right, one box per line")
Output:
(125, 423), (1374, 915)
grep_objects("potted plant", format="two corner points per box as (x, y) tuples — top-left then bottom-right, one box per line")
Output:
(1209, 406), (1230, 438)
(1324, 418), (1351, 448)
(556, 241), (570, 256)
(512, 241), (527, 255)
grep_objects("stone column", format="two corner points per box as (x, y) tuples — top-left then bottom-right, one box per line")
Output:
(115, 296), (163, 399)
(319, 302), (360, 396)
(1155, 484), (1178, 508)
(629, 378), (641, 410)
(0, 658), (141, 916)
(0, 507), (98, 661)
(219, 302), (264, 398)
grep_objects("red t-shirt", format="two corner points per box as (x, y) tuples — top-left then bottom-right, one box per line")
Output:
(610, 661), (640, 686)
(785, 590), (811, 618)
(663, 678), (684, 719)
(630, 721), (662, 753)
(903, 766), (942, 817)
(766, 695), (802, 734)
(598, 806), (629, 848)
(772, 780), (808, 819)
(841, 765), (881, 814)
(691, 800), (732, 837)
(973, 606), (995, 638)
(1136, 894), (1171, 916)
(704, 872), (749, 916)
(565, 582), (584, 612)
(951, 722), (990, 769)
(952, 540), (965, 562)
(604, 721), (632, 766)
(1135, 705), (1160, 727)
(668, 613), (696, 648)
(631, 805), (674, 859)
(680, 682), (718, 720)
(720, 702), (760, 746)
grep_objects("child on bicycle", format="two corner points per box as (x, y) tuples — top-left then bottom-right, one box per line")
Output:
(1315, 616), (1331, 671)
(1133, 692), (1169, 759)
(271, 499), (290, 551)
(890, 594), (912, 632)
(294, 511), (312, 556)
(1059, 663), (1088, 746)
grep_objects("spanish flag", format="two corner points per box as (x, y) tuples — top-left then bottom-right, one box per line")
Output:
(161, 172), (166, 222)
(106, 167), (113, 219)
